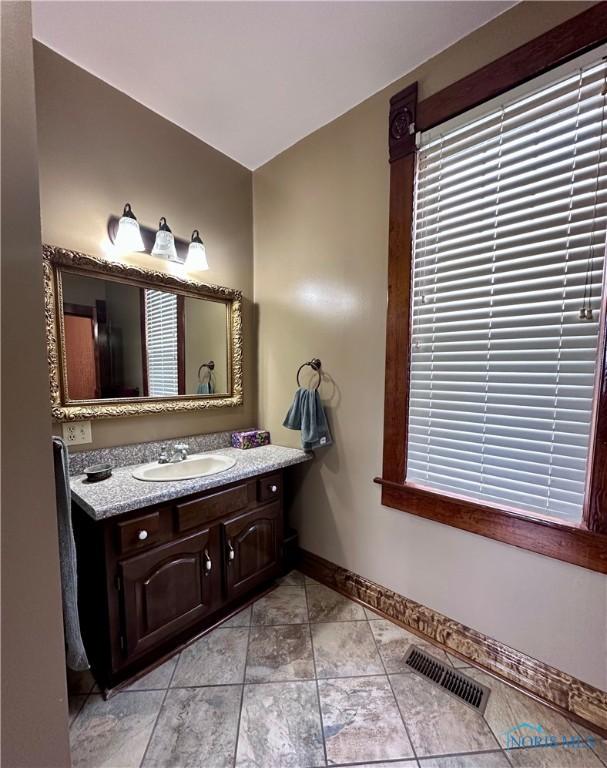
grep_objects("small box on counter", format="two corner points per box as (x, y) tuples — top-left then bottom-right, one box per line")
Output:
(231, 429), (271, 450)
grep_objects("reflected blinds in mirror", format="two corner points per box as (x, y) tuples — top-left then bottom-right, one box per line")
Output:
(144, 289), (179, 397)
(407, 54), (607, 523)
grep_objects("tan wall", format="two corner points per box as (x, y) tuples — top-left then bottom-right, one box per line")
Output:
(254, 1), (607, 690)
(185, 299), (229, 395)
(1, 3), (71, 765)
(34, 43), (256, 450)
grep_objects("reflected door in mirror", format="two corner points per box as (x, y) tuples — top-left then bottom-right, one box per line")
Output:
(63, 305), (100, 399)
(62, 273), (143, 400)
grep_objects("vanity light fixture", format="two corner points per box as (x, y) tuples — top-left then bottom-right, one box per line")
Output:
(113, 203), (145, 252)
(108, 207), (194, 264)
(186, 230), (209, 271)
(151, 217), (178, 261)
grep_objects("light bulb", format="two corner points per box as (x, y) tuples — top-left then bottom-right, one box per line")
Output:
(114, 203), (145, 252)
(186, 229), (209, 271)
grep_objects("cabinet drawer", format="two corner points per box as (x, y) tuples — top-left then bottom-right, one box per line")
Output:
(257, 474), (281, 503)
(176, 484), (249, 532)
(117, 510), (168, 555)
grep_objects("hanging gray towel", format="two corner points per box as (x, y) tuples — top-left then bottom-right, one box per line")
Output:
(197, 366), (215, 395)
(52, 437), (89, 671)
(283, 387), (333, 451)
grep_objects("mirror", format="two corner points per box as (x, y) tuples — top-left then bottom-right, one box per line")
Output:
(61, 273), (229, 399)
(43, 245), (243, 420)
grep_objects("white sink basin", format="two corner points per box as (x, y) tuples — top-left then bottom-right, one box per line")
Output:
(132, 453), (236, 482)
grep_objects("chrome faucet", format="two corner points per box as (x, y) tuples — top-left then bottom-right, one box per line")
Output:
(158, 444), (189, 464)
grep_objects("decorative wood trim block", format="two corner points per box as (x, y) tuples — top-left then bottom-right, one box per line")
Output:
(298, 548), (607, 737)
(389, 82), (418, 162)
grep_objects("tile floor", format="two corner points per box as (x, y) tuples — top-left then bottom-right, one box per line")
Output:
(68, 571), (606, 768)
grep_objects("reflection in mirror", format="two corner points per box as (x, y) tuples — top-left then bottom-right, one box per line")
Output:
(60, 272), (229, 401)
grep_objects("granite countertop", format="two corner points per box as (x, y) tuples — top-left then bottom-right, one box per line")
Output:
(71, 444), (311, 520)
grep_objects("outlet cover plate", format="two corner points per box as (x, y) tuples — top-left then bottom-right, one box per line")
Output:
(62, 420), (92, 445)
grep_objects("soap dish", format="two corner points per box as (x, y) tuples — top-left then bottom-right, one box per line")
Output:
(83, 463), (112, 482)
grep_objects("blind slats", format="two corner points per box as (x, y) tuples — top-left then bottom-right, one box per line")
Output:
(415, 148), (606, 219)
(145, 290), (179, 397)
(407, 54), (606, 523)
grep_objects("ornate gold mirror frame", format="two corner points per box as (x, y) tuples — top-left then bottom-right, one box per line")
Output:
(43, 244), (243, 421)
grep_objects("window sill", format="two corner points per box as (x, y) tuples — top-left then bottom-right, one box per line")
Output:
(373, 477), (607, 574)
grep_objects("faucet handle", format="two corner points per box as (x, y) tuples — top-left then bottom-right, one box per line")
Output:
(158, 445), (169, 463)
(175, 443), (189, 458)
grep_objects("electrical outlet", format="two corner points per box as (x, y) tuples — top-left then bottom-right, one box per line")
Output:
(62, 420), (92, 445)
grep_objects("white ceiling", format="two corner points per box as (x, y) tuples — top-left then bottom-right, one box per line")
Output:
(32, 1), (514, 169)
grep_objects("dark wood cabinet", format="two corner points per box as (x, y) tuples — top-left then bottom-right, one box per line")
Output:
(119, 526), (220, 658)
(223, 502), (282, 601)
(72, 469), (286, 693)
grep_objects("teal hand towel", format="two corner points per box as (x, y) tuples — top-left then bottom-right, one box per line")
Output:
(283, 388), (305, 429)
(283, 387), (332, 451)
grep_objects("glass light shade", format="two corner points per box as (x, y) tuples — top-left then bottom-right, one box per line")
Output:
(114, 204), (145, 252)
(152, 230), (178, 260)
(151, 217), (178, 261)
(186, 240), (208, 271)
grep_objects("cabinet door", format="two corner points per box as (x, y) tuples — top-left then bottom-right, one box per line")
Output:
(223, 502), (282, 601)
(119, 527), (219, 659)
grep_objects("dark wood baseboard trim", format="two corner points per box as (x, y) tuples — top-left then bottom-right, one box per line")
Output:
(298, 548), (607, 737)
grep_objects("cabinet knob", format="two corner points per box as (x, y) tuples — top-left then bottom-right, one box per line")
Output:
(227, 541), (235, 561)
(269, 484), (278, 493)
(137, 530), (148, 541)
(204, 549), (212, 574)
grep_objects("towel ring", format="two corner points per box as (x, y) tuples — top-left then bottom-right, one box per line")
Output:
(198, 361), (215, 380)
(296, 358), (322, 390)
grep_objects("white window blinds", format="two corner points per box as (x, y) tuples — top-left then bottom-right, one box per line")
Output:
(144, 289), (178, 397)
(407, 54), (607, 523)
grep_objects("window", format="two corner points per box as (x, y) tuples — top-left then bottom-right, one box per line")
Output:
(378, 6), (607, 573)
(144, 289), (179, 397)
(408, 55), (606, 524)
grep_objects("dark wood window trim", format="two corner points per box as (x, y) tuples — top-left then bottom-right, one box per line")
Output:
(375, 4), (607, 574)
(177, 293), (186, 396)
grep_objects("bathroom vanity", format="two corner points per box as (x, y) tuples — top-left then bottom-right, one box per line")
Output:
(43, 245), (312, 693)
(70, 443), (310, 693)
